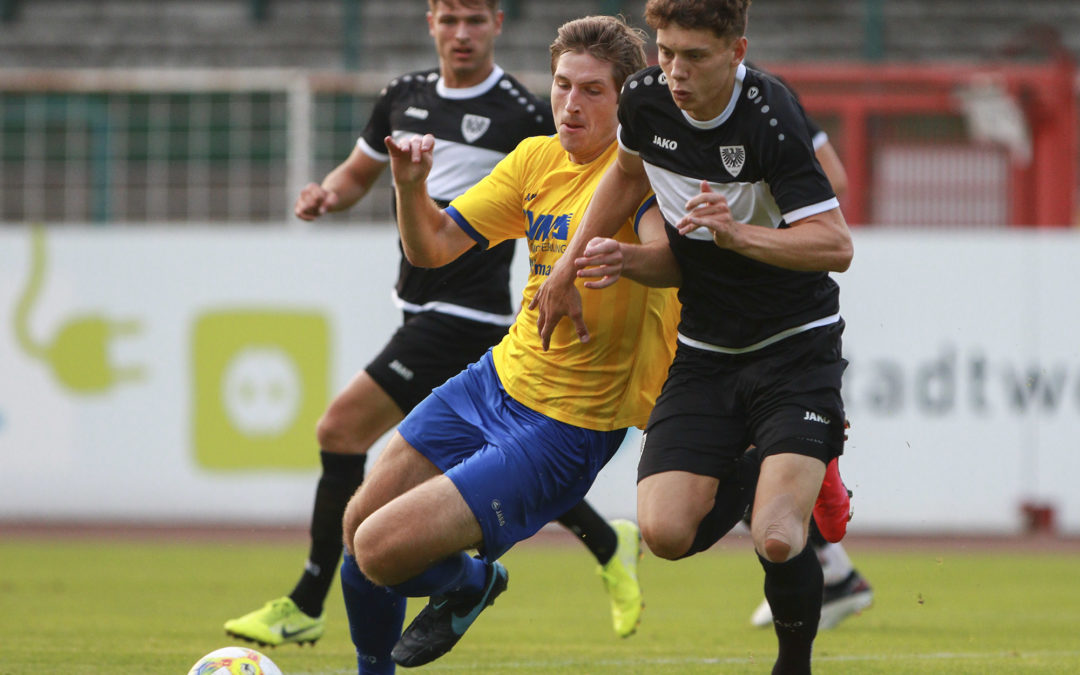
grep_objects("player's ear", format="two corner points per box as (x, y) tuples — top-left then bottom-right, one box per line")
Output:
(732, 36), (748, 65)
(493, 9), (504, 35)
(427, 11), (436, 38)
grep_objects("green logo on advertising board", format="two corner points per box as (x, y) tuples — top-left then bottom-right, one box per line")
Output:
(192, 310), (329, 470)
(14, 227), (144, 393)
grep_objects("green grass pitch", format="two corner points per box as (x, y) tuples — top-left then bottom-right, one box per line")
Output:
(2, 533), (1080, 673)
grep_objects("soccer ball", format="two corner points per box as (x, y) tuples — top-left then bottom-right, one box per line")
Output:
(187, 646), (283, 675)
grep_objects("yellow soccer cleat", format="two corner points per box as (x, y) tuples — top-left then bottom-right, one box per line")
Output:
(224, 597), (325, 647)
(597, 519), (644, 638)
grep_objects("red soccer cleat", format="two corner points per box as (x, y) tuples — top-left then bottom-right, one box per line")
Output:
(813, 457), (852, 543)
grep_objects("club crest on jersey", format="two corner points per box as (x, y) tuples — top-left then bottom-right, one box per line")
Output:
(719, 145), (746, 177)
(461, 114), (491, 143)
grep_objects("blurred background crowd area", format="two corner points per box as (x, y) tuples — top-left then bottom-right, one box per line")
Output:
(0, 0), (1077, 227)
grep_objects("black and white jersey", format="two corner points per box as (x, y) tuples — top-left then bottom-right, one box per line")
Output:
(743, 60), (829, 151)
(359, 65), (554, 325)
(618, 63), (841, 351)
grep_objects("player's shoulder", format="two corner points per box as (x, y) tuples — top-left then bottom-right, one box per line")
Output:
(495, 70), (547, 104)
(515, 133), (561, 156)
(487, 70), (552, 129)
(620, 65), (669, 103)
(380, 68), (441, 97)
(499, 134), (561, 173)
(739, 64), (802, 116)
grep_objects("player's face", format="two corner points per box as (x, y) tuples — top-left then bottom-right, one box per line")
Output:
(428, 1), (503, 87)
(655, 25), (747, 121)
(550, 51), (620, 164)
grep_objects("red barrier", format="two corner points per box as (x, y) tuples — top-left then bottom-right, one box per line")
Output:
(764, 59), (1078, 227)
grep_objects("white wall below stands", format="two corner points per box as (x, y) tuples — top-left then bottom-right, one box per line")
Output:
(1, 225), (1078, 535)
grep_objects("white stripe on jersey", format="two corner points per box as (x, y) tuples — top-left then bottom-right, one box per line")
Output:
(677, 312), (840, 354)
(361, 132), (507, 203)
(392, 290), (516, 326)
(786, 197), (840, 225)
(641, 161), (838, 239)
(413, 134), (507, 202)
(357, 136), (389, 162)
(643, 163), (782, 240)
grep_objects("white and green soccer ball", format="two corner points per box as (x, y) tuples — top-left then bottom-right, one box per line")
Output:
(187, 646), (283, 675)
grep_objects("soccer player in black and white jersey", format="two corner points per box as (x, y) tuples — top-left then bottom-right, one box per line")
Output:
(224, 0), (647, 663)
(533, 1), (854, 672)
(741, 61), (875, 633)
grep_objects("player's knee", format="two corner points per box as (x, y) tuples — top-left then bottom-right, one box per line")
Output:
(760, 537), (792, 562)
(315, 407), (349, 453)
(640, 515), (695, 560)
(341, 494), (366, 558)
(750, 495), (807, 563)
(351, 525), (396, 586)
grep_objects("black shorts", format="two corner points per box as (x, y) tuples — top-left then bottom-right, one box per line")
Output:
(638, 321), (847, 482)
(365, 311), (509, 414)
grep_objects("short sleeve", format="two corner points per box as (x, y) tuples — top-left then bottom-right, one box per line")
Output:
(358, 82), (395, 161)
(754, 84), (836, 221)
(446, 141), (533, 248)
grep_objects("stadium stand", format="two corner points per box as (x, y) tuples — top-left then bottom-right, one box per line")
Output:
(0, 0), (1077, 225)
(2, 0), (1079, 69)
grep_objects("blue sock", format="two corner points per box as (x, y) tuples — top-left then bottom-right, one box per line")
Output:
(340, 553), (405, 675)
(389, 552), (489, 598)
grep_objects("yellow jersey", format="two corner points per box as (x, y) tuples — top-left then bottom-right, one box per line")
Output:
(446, 135), (678, 431)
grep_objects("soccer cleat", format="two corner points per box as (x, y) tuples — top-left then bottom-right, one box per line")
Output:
(749, 597), (774, 628)
(224, 597), (325, 647)
(598, 519), (644, 638)
(818, 570), (874, 630)
(813, 457), (852, 543)
(391, 561), (509, 667)
(749, 570), (873, 629)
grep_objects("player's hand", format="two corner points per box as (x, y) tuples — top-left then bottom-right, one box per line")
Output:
(676, 180), (737, 248)
(528, 260), (589, 350)
(384, 134), (434, 188)
(575, 237), (624, 289)
(294, 182), (340, 221)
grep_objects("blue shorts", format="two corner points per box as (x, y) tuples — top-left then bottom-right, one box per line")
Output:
(398, 351), (627, 561)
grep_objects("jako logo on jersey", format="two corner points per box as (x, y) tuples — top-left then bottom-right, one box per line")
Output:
(389, 359), (414, 381)
(719, 145), (746, 177)
(405, 106), (429, 120)
(652, 135), (678, 151)
(526, 210), (571, 242)
(461, 114), (491, 143)
(803, 411), (831, 425)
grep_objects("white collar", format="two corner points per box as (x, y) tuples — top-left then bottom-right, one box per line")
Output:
(436, 64), (505, 99)
(680, 62), (746, 129)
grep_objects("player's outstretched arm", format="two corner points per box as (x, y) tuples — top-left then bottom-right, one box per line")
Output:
(384, 134), (475, 268)
(529, 148), (652, 350)
(575, 204), (681, 289)
(294, 145), (386, 221)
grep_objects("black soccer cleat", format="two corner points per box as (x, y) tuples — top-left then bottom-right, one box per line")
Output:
(391, 561), (509, 668)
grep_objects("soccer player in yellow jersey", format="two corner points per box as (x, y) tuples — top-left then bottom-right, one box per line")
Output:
(338, 15), (680, 671)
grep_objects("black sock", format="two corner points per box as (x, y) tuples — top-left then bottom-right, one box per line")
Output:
(758, 546), (823, 675)
(289, 451), (367, 617)
(556, 501), (617, 565)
